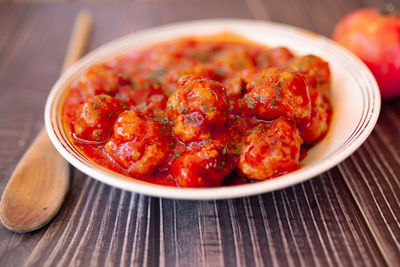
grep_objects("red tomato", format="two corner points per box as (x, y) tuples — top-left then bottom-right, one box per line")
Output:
(332, 6), (400, 99)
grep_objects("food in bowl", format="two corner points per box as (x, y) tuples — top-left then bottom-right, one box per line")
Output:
(62, 33), (332, 187)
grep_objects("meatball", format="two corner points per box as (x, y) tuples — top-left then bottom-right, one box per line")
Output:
(73, 95), (126, 141)
(105, 110), (173, 177)
(171, 134), (238, 187)
(117, 77), (165, 105)
(145, 39), (217, 69)
(288, 55), (331, 144)
(137, 94), (168, 119)
(73, 64), (130, 99)
(244, 68), (311, 124)
(299, 89), (331, 145)
(164, 62), (222, 95)
(289, 55), (331, 97)
(237, 119), (302, 180)
(223, 68), (258, 97)
(212, 45), (255, 71)
(269, 47), (295, 67)
(165, 62), (220, 85)
(255, 47), (294, 69)
(166, 75), (230, 142)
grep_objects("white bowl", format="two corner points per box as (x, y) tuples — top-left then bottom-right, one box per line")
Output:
(45, 19), (381, 200)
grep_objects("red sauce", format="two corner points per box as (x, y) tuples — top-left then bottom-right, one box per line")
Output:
(62, 33), (332, 187)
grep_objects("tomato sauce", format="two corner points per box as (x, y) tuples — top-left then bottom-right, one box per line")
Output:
(62, 33), (332, 187)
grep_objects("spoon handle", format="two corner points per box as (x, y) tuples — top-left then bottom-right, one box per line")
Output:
(0, 11), (92, 233)
(61, 10), (92, 75)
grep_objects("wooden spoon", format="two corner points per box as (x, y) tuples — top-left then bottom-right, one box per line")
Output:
(0, 11), (92, 233)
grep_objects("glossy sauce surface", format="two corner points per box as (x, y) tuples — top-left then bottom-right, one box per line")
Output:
(62, 34), (332, 187)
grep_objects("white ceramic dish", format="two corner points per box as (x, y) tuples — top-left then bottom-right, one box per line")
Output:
(45, 19), (380, 200)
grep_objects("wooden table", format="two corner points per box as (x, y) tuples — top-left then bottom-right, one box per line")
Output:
(0, 0), (399, 266)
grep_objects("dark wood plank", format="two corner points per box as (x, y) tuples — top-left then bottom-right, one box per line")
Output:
(338, 112), (400, 264)
(158, 169), (385, 267)
(0, 1), (399, 266)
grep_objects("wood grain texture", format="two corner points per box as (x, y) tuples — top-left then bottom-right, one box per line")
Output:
(0, 129), (70, 232)
(0, 9), (92, 233)
(0, 0), (399, 266)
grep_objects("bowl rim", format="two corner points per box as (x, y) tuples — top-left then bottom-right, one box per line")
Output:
(45, 18), (381, 200)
